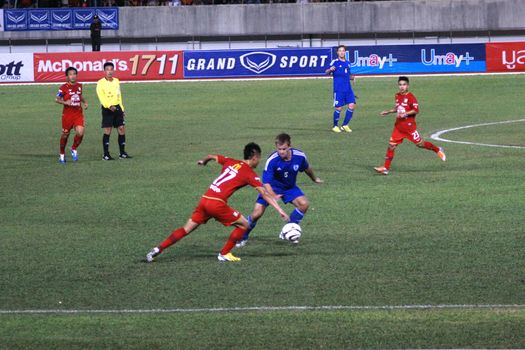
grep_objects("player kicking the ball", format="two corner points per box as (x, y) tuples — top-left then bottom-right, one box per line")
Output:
(236, 133), (322, 247)
(146, 143), (289, 263)
(374, 76), (446, 175)
(326, 45), (356, 133)
(55, 67), (87, 164)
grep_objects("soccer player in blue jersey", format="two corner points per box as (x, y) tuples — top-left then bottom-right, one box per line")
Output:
(236, 133), (323, 247)
(326, 44), (356, 133)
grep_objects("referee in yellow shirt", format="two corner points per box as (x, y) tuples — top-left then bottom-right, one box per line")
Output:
(96, 62), (131, 160)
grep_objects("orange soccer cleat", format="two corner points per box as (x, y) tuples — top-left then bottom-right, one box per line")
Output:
(437, 147), (446, 161)
(374, 166), (390, 175)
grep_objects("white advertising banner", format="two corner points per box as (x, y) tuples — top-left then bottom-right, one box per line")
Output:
(0, 9), (4, 32)
(0, 53), (35, 83)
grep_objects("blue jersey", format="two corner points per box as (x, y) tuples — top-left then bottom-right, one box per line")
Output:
(262, 148), (309, 190)
(330, 59), (352, 93)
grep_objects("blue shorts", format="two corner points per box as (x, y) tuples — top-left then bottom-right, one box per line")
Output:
(256, 186), (305, 207)
(333, 90), (356, 107)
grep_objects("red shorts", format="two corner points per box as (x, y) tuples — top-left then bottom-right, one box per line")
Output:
(390, 120), (421, 145)
(62, 113), (84, 133)
(191, 197), (242, 227)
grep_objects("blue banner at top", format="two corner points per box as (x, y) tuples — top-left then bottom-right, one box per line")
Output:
(334, 43), (486, 74)
(4, 8), (118, 31)
(184, 48), (332, 78)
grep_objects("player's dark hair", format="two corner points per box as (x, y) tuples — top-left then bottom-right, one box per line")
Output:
(398, 76), (409, 83)
(243, 142), (261, 160)
(65, 67), (78, 76)
(104, 62), (115, 70)
(275, 133), (291, 146)
(337, 44), (346, 51)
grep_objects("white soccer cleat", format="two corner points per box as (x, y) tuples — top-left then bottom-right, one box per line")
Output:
(235, 239), (248, 248)
(146, 247), (160, 263)
(70, 148), (78, 162)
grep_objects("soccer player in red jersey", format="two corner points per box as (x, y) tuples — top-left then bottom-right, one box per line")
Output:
(55, 67), (88, 164)
(146, 143), (289, 263)
(374, 76), (446, 175)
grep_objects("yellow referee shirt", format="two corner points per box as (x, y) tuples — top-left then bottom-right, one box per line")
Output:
(96, 77), (125, 111)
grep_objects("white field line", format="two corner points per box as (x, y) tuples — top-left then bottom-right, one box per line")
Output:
(1, 71), (525, 87)
(1, 304), (524, 315)
(430, 119), (525, 149)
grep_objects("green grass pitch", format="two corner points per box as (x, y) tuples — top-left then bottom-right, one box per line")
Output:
(0, 75), (524, 349)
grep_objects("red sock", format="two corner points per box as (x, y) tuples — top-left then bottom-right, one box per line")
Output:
(220, 227), (246, 255)
(423, 141), (439, 152)
(59, 134), (69, 155)
(159, 227), (188, 252)
(72, 135), (83, 150)
(384, 148), (395, 169)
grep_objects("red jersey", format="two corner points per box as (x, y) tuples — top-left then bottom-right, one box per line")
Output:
(203, 155), (263, 203)
(395, 92), (419, 126)
(57, 82), (84, 118)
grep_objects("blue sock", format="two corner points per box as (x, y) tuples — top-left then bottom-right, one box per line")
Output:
(289, 208), (305, 224)
(242, 215), (257, 240)
(333, 110), (341, 127)
(343, 109), (354, 126)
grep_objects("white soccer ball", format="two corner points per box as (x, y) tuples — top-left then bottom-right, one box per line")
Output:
(280, 223), (302, 243)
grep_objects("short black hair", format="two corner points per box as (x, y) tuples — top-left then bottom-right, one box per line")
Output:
(275, 133), (291, 146)
(243, 142), (261, 160)
(65, 67), (77, 76)
(104, 62), (115, 70)
(337, 44), (346, 51)
(398, 76), (409, 83)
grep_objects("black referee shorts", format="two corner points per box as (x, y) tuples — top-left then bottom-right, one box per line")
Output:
(101, 105), (125, 128)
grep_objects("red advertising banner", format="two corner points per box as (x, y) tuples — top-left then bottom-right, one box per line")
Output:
(34, 51), (184, 82)
(486, 42), (525, 72)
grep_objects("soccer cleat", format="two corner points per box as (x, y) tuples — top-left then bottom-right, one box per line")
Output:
(146, 247), (160, 263)
(341, 125), (353, 133)
(332, 126), (342, 133)
(70, 148), (78, 162)
(102, 155), (115, 161)
(58, 155), (66, 164)
(119, 152), (132, 159)
(374, 166), (390, 175)
(437, 147), (446, 161)
(235, 239), (248, 248)
(217, 252), (241, 262)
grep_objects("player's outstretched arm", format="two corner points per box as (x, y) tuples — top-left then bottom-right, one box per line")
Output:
(263, 183), (282, 201)
(380, 108), (396, 116)
(256, 187), (289, 222)
(197, 154), (219, 166)
(305, 167), (323, 184)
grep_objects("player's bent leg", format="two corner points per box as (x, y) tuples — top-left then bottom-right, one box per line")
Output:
(375, 143), (397, 175)
(219, 217), (248, 262)
(341, 103), (355, 132)
(146, 219), (200, 262)
(71, 126), (84, 161)
(238, 203), (267, 246)
(290, 196), (309, 224)
(416, 139), (446, 161)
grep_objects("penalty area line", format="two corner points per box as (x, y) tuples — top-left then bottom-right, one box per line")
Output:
(1, 304), (525, 315)
(430, 119), (525, 149)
